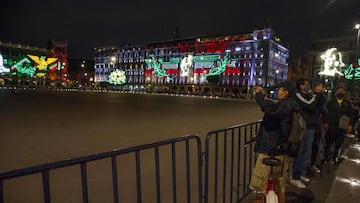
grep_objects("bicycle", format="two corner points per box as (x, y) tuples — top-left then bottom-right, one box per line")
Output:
(262, 157), (282, 203)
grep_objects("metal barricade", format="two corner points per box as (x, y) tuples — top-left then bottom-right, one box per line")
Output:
(204, 121), (261, 203)
(0, 135), (202, 203)
(0, 122), (262, 203)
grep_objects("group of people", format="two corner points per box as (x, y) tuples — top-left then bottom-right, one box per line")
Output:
(249, 79), (360, 202)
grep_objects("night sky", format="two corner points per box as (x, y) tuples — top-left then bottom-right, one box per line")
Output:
(1, 0), (359, 59)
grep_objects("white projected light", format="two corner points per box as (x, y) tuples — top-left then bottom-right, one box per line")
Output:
(319, 48), (345, 76)
(0, 54), (10, 73)
(180, 54), (193, 76)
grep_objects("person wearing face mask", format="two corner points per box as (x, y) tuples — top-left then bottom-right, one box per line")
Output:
(289, 78), (324, 188)
(322, 86), (354, 164)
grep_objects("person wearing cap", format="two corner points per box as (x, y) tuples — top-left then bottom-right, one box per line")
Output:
(322, 86), (354, 164)
(249, 81), (300, 203)
(290, 78), (325, 188)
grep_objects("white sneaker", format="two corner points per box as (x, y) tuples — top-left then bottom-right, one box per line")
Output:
(290, 179), (306, 188)
(300, 176), (310, 183)
(311, 165), (320, 173)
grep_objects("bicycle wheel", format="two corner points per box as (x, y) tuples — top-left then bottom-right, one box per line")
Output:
(266, 190), (278, 203)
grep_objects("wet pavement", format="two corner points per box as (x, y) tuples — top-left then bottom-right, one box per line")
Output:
(322, 138), (360, 203)
(245, 135), (360, 203)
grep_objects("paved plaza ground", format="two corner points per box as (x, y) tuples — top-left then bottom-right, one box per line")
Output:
(1, 89), (359, 203)
(0, 89), (262, 202)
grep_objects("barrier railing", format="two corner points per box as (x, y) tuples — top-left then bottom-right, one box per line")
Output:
(0, 135), (202, 203)
(0, 121), (261, 203)
(204, 121), (261, 203)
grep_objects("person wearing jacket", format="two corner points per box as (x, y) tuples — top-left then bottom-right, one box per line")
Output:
(290, 78), (325, 188)
(249, 81), (300, 203)
(310, 81), (327, 173)
(323, 86), (354, 164)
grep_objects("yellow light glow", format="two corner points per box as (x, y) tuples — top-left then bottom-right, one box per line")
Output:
(27, 54), (58, 70)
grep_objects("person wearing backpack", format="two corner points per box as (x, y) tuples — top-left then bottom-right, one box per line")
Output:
(249, 81), (300, 202)
(290, 78), (325, 188)
(322, 86), (355, 164)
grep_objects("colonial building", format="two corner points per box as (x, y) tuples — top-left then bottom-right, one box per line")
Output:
(0, 40), (68, 87)
(94, 28), (289, 96)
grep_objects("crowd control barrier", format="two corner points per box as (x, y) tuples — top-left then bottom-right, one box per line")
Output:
(0, 121), (262, 203)
(204, 121), (261, 203)
(0, 135), (202, 203)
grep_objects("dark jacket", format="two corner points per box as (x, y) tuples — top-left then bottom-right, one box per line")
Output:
(254, 93), (301, 155)
(323, 98), (354, 128)
(294, 92), (325, 129)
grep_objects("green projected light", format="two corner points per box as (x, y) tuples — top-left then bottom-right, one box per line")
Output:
(146, 55), (173, 82)
(11, 58), (36, 77)
(193, 55), (220, 62)
(8, 55), (60, 77)
(344, 59), (360, 80)
(206, 53), (231, 77)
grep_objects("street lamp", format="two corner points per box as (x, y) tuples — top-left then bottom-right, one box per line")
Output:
(352, 23), (360, 95)
(356, 24), (360, 59)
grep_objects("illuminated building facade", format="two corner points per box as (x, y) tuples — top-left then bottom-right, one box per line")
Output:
(308, 36), (360, 91)
(0, 41), (68, 87)
(94, 28), (289, 95)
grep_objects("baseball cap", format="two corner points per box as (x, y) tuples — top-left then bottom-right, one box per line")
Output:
(276, 81), (296, 97)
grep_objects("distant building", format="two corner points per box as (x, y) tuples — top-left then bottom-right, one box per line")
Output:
(67, 58), (94, 88)
(308, 36), (359, 91)
(0, 40), (68, 87)
(94, 28), (289, 96)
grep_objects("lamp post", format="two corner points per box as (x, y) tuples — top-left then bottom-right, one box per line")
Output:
(352, 23), (360, 96)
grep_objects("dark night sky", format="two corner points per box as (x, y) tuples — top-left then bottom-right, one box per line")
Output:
(1, 0), (359, 59)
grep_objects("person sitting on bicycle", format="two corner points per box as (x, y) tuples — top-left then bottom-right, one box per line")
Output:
(250, 81), (300, 203)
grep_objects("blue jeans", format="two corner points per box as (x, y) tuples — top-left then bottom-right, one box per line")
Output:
(292, 129), (316, 180)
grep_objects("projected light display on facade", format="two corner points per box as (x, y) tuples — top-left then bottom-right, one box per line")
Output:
(180, 54), (193, 77)
(0, 54), (10, 73)
(6, 54), (62, 77)
(109, 69), (126, 85)
(145, 53), (233, 83)
(344, 59), (360, 80)
(95, 28), (289, 91)
(319, 48), (345, 76)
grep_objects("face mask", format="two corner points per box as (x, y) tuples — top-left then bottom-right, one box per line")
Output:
(336, 93), (345, 98)
(303, 85), (312, 93)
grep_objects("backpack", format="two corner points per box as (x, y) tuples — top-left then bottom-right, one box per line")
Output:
(283, 111), (307, 157)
